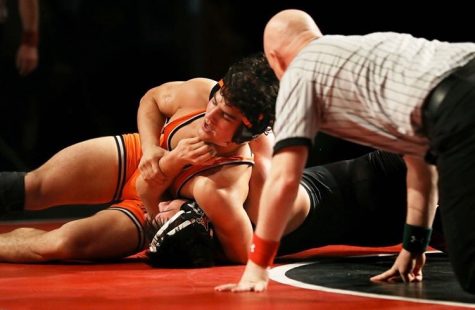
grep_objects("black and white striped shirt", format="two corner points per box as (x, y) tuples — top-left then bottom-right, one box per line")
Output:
(273, 32), (475, 156)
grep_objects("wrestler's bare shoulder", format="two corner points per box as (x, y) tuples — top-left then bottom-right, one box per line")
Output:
(169, 78), (216, 115)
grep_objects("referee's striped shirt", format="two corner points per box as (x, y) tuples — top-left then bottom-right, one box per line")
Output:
(273, 32), (475, 157)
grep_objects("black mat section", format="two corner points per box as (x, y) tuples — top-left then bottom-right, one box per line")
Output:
(285, 253), (475, 304)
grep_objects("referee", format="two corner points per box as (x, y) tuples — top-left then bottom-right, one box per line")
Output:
(217, 9), (475, 294)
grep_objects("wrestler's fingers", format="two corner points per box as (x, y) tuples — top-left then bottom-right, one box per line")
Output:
(249, 281), (267, 292)
(189, 145), (217, 161)
(413, 271), (423, 282)
(140, 166), (153, 180)
(215, 283), (267, 293)
(182, 136), (200, 144)
(231, 285), (255, 293)
(412, 266), (423, 282)
(194, 143), (216, 154)
(214, 283), (238, 292)
(370, 268), (397, 282)
(412, 254), (425, 282)
(141, 163), (161, 181)
(231, 282), (267, 293)
(185, 137), (207, 149)
(399, 270), (413, 283)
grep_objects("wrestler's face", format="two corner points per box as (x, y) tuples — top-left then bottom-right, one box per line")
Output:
(198, 90), (244, 146)
(155, 199), (186, 223)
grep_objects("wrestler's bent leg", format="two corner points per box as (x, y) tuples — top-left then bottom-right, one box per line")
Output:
(0, 209), (141, 262)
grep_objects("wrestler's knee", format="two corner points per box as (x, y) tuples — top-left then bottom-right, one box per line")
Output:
(30, 226), (96, 261)
(51, 229), (95, 260)
(23, 170), (48, 209)
(25, 232), (74, 261)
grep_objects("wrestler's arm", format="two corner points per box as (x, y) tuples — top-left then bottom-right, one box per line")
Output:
(137, 136), (216, 217)
(137, 78), (215, 179)
(216, 145), (309, 291)
(246, 133), (311, 235)
(136, 78), (216, 216)
(245, 132), (274, 221)
(371, 155), (438, 283)
(188, 164), (254, 264)
(152, 133), (275, 263)
(137, 82), (179, 178)
(137, 78), (212, 175)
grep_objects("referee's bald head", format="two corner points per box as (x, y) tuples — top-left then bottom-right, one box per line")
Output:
(263, 9), (322, 80)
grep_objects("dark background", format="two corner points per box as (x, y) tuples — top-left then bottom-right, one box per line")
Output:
(1, 1), (473, 171)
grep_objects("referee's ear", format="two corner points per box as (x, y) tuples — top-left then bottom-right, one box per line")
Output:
(267, 50), (286, 80)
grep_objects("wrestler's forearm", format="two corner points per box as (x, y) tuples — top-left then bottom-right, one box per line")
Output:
(255, 169), (300, 241)
(136, 176), (162, 217)
(194, 183), (253, 264)
(137, 151), (187, 217)
(255, 148), (307, 240)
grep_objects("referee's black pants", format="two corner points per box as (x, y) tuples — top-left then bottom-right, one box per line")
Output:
(424, 57), (475, 294)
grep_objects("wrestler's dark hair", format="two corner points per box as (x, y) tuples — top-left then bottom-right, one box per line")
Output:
(220, 52), (279, 142)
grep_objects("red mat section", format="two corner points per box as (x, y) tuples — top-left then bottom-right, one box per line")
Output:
(0, 221), (467, 309)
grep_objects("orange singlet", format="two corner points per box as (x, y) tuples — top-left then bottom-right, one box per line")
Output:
(106, 110), (254, 251)
(159, 110), (254, 196)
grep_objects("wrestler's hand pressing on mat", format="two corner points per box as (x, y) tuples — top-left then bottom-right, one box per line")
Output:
(370, 249), (426, 283)
(215, 260), (269, 293)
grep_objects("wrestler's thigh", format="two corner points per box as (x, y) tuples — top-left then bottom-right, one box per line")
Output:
(40, 209), (141, 261)
(26, 136), (120, 206)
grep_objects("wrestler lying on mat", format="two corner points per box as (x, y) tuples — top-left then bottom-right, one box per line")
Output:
(150, 149), (444, 269)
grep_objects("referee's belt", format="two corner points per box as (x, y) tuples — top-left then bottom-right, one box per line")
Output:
(422, 57), (475, 136)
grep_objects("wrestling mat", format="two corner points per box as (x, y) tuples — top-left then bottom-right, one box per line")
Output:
(1, 220), (474, 309)
(271, 252), (475, 308)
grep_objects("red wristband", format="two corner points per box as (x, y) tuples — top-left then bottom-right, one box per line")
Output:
(248, 233), (279, 268)
(21, 31), (39, 47)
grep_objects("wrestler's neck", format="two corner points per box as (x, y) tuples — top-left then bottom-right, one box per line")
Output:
(213, 141), (247, 157)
